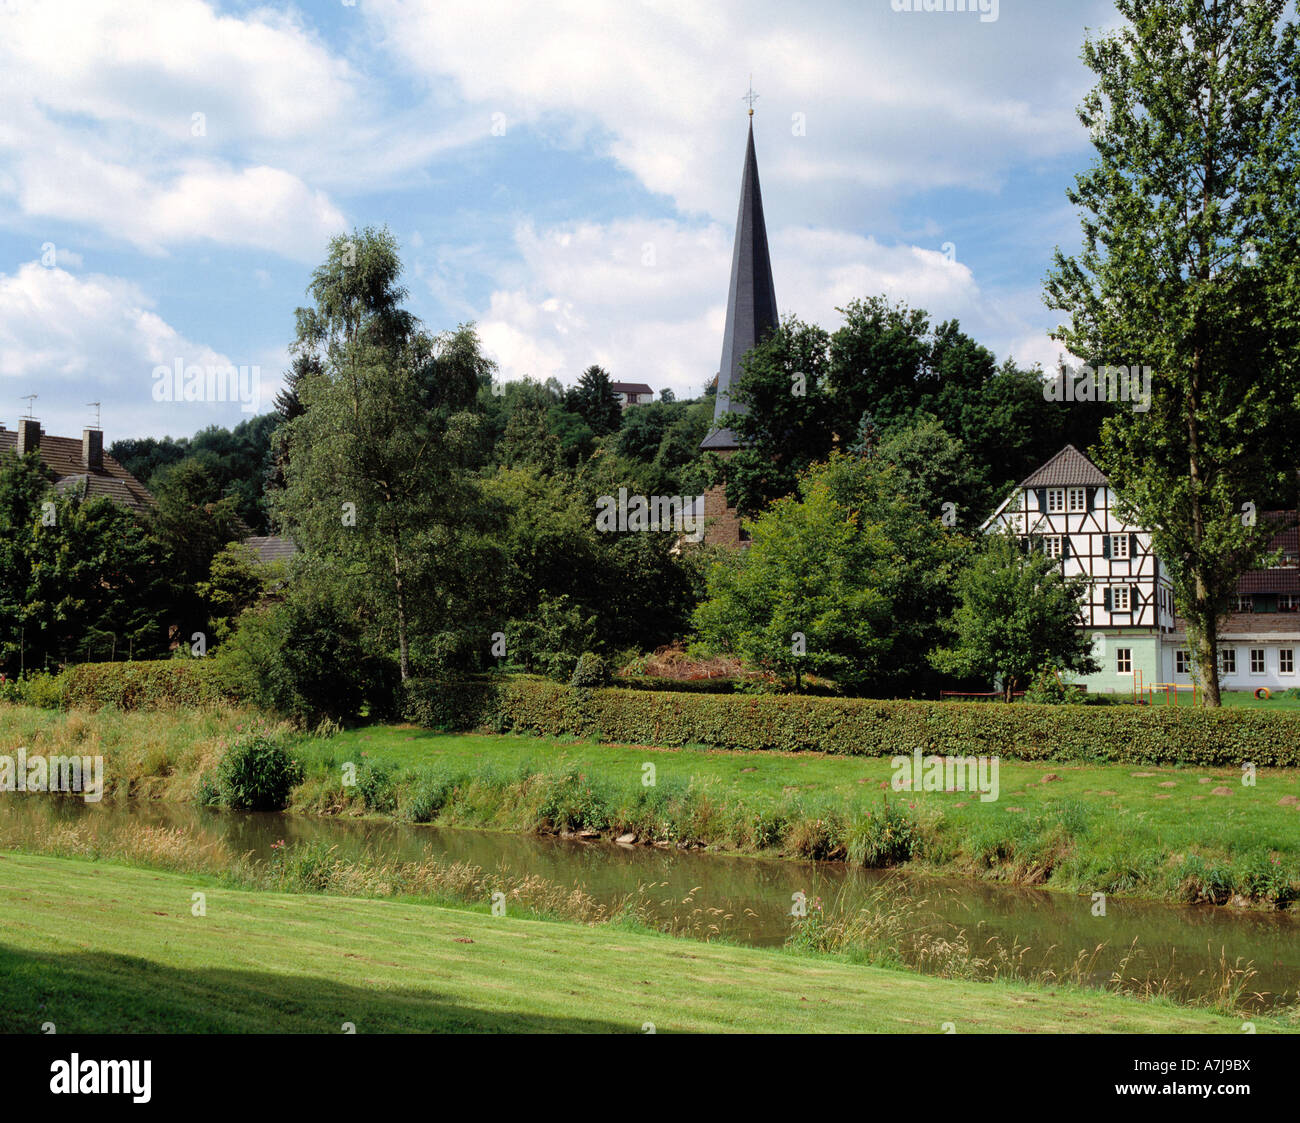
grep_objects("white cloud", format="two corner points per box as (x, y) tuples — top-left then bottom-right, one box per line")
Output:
(0, 261), (271, 435)
(474, 215), (1051, 399)
(0, 0), (449, 259)
(368, 0), (1112, 223)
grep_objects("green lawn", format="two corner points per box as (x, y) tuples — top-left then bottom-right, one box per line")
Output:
(316, 725), (1300, 859)
(1219, 689), (1300, 710)
(0, 851), (1285, 1034)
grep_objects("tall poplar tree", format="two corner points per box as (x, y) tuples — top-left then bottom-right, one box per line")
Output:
(1045, 0), (1300, 705)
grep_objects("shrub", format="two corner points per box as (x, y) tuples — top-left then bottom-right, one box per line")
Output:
(0, 671), (66, 709)
(569, 652), (609, 689)
(846, 801), (920, 867)
(355, 760), (397, 814)
(216, 601), (397, 724)
(62, 660), (234, 710)
(215, 733), (303, 811)
(1022, 667), (1071, 705)
(401, 677), (1300, 767)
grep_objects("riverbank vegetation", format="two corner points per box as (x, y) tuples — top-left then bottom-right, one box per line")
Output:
(3, 703), (1296, 909)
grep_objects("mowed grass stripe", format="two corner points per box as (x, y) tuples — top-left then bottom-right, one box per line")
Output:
(0, 853), (1287, 1034)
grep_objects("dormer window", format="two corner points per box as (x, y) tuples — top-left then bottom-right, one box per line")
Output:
(1067, 487), (1086, 512)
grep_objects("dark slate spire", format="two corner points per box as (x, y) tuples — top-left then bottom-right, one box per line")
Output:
(701, 118), (779, 451)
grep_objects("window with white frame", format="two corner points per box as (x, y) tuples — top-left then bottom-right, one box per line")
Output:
(1068, 487), (1086, 512)
(1233, 594), (1254, 613)
(1110, 534), (1130, 559)
(1110, 585), (1130, 612)
(1044, 535), (1063, 559)
(1280, 649), (1295, 675)
(1250, 648), (1266, 674)
(1219, 648), (1237, 674)
(1280, 594), (1300, 613)
(1175, 650), (1191, 675)
(1046, 488), (1065, 513)
(1116, 648), (1132, 673)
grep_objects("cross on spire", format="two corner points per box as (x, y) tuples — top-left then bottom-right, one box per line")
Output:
(742, 76), (758, 117)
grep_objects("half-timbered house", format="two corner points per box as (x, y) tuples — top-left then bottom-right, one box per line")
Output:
(984, 444), (1300, 694)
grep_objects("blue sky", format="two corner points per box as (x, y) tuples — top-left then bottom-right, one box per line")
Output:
(0, 0), (1125, 442)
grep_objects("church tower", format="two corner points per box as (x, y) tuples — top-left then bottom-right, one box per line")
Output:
(700, 88), (779, 546)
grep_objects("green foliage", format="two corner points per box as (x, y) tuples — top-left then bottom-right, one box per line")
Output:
(569, 652), (609, 688)
(717, 301), (1096, 520)
(1022, 667), (1073, 705)
(932, 530), (1099, 699)
(403, 767), (456, 823)
(214, 586), (393, 724)
(846, 801), (921, 867)
(355, 760), (397, 813)
(565, 365), (622, 437)
(401, 677), (1300, 767)
(197, 541), (275, 643)
(111, 413), (278, 534)
(61, 660), (234, 710)
(718, 316), (833, 516)
(0, 452), (168, 672)
(694, 453), (967, 693)
(212, 733), (304, 811)
(0, 671), (65, 709)
(505, 594), (597, 682)
(481, 465), (703, 671)
(1044, 0), (1300, 705)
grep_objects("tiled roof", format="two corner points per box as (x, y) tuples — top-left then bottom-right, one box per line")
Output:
(611, 382), (654, 396)
(1019, 444), (1110, 489)
(243, 535), (298, 565)
(0, 430), (154, 514)
(1171, 613), (1300, 639)
(1238, 568), (1300, 594)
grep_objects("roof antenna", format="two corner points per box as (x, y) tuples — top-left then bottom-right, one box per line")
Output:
(20, 394), (37, 419)
(742, 76), (759, 118)
(86, 401), (102, 430)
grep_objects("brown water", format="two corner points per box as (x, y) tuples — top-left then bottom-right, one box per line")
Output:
(5, 795), (1298, 1011)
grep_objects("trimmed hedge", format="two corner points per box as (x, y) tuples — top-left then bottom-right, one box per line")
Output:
(59, 660), (240, 711)
(404, 676), (1300, 767)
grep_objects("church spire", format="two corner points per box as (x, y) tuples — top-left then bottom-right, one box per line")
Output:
(701, 90), (779, 451)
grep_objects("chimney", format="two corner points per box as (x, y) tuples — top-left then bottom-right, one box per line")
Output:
(16, 418), (40, 457)
(83, 428), (103, 470)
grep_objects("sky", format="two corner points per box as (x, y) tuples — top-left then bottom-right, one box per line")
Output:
(0, 0), (1126, 442)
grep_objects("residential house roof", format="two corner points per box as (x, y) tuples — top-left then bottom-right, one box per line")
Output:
(242, 534), (298, 565)
(1018, 444), (1110, 489)
(0, 426), (154, 515)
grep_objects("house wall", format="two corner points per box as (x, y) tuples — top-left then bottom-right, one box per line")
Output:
(1160, 636), (1300, 693)
(1064, 630), (1163, 694)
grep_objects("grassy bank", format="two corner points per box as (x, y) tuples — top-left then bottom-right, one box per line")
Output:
(0, 851), (1287, 1033)
(3, 702), (1297, 907)
(290, 724), (1300, 906)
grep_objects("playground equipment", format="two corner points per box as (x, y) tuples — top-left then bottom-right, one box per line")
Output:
(1152, 681), (1200, 707)
(1255, 687), (1272, 700)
